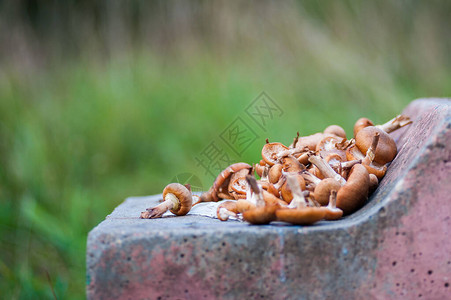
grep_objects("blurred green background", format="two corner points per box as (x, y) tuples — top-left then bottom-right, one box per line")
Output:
(0, 0), (450, 298)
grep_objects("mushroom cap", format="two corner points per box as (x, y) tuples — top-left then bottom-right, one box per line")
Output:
(262, 142), (289, 166)
(368, 173), (379, 194)
(236, 199), (256, 213)
(268, 164), (283, 184)
(353, 117), (374, 137)
(276, 207), (326, 225)
(163, 183), (193, 216)
(228, 168), (250, 195)
(281, 175), (306, 203)
(216, 201), (238, 221)
(336, 164), (370, 215)
(295, 133), (324, 150)
(205, 162), (252, 202)
(346, 145), (387, 179)
(355, 127), (397, 165)
(259, 181), (280, 198)
(243, 205), (278, 225)
(314, 178), (342, 206)
(324, 125), (347, 139)
(320, 206), (343, 220)
(282, 155), (305, 173)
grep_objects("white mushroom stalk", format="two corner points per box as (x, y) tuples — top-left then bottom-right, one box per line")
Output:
(246, 175), (265, 207)
(327, 190), (341, 213)
(286, 174), (308, 209)
(376, 115), (412, 133)
(308, 155), (347, 186)
(362, 132), (380, 166)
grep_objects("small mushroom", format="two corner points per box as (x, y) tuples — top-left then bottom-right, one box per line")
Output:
(313, 178), (342, 206)
(216, 201), (239, 221)
(308, 155), (347, 186)
(323, 125), (347, 139)
(336, 164), (370, 215)
(262, 142), (289, 166)
(353, 117), (374, 137)
(199, 162), (252, 203)
(140, 183), (193, 218)
(321, 190), (343, 220)
(268, 164), (283, 184)
(282, 155), (305, 173)
(280, 173), (306, 204)
(242, 175), (279, 225)
(355, 127), (397, 165)
(275, 174), (326, 225)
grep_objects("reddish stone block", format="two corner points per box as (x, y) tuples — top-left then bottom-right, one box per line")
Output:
(87, 98), (451, 299)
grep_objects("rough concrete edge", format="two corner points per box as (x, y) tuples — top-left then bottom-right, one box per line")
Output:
(86, 98), (450, 296)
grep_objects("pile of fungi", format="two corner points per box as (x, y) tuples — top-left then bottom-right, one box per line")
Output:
(140, 115), (412, 225)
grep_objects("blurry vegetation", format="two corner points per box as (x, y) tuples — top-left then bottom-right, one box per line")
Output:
(0, 0), (450, 298)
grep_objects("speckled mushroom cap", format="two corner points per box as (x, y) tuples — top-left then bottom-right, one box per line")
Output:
(336, 164), (370, 215)
(163, 183), (193, 216)
(355, 126), (397, 165)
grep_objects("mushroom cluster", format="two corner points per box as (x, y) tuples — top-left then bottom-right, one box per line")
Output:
(141, 115), (411, 224)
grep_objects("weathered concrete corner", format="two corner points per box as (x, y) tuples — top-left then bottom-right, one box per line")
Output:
(87, 99), (451, 300)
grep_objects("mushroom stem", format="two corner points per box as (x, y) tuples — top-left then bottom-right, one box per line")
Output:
(140, 193), (179, 219)
(246, 175), (265, 207)
(362, 132), (380, 166)
(377, 115), (412, 133)
(300, 170), (322, 186)
(273, 175), (287, 190)
(308, 155), (347, 186)
(327, 190), (338, 210)
(286, 174), (308, 209)
(341, 159), (362, 169)
(217, 207), (238, 221)
(276, 146), (308, 159)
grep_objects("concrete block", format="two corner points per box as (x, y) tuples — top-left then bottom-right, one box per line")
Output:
(87, 98), (451, 299)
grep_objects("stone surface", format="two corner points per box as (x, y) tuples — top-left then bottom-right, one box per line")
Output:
(87, 98), (451, 300)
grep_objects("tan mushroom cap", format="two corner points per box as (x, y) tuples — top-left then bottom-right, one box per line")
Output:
(324, 125), (347, 139)
(353, 117), (374, 137)
(346, 144), (387, 179)
(314, 178), (342, 206)
(163, 183), (193, 216)
(282, 155), (305, 173)
(355, 127), (397, 165)
(200, 162), (252, 202)
(336, 164), (370, 215)
(268, 164), (283, 184)
(262, 142), (289, 166)
(236, 199), (256, 213)
(243, 205), (279, 225)
(276, 207), (326, 225)
(295, 132), (324, 150)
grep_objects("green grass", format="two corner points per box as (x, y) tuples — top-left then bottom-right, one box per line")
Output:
(0, 1), (450, 298)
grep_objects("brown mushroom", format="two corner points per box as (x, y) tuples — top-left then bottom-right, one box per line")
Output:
(321, 190), (343, 220)
(140, 183), (193, 218)
(324, 125), (347, 139)
(346, 132), (387, 179)
(216, 201), (239, 221)
(353, 117), (374, 137)
(262, 142), (289, 166)
(242, 175), (279, 225)
(355, 127), (397, 165)
(313, 178), (342, 206)
(268, 164), (283, 184)
(308, 155), (347, 186)
(336, 164), (370, 215)
(276, 174), (326, 225)
(199, 162), (252, 203)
